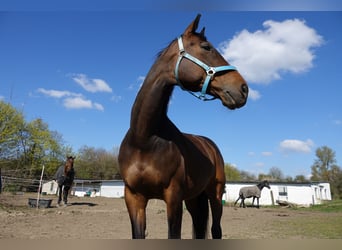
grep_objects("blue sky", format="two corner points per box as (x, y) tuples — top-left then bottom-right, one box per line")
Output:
(0, 9), (341, 178)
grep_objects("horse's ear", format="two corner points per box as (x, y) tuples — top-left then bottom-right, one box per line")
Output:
(183, 14), (201, 35)
(199, 27), (205, 37)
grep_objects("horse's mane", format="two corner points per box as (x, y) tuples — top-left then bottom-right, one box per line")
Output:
(156, 38), (177, 59)
(156, 31), (207, 60)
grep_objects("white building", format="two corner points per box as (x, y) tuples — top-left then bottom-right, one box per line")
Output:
(53, 179), (331, 207)
(41, 180), (58, 195)
(100, 180), (125, 198)
(224, 181), (332, 206)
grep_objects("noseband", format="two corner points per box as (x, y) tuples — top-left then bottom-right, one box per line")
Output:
(175, 36), (237, 101)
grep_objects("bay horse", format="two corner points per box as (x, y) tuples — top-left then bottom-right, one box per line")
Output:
(54, 156), (75, 207)
(118, 14), (248, 239)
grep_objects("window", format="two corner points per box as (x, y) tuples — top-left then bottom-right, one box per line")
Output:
(278, 186), (288, 196)
(50, 182), (54, 192)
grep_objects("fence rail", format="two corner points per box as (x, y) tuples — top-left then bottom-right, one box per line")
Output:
(0, 176), (46, 192)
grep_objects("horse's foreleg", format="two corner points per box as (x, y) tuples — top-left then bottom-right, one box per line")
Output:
(252, 196), (255, 207)
(256, 197), (260, 209)
(241, 198), (246, 208)
(57, 185), (63, 205)
(165, 188), (183, 239)
(124, 186), (147, 239)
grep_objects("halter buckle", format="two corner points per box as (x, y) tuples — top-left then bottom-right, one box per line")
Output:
(207, 68), (216, 77)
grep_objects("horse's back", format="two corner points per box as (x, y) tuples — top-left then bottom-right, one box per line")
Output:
(183, 133), (226, 185)
(240, 186), (261, 198)
(184, 134), (224, 165)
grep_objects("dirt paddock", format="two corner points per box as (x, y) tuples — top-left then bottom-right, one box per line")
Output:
(0, 192), (341, 239)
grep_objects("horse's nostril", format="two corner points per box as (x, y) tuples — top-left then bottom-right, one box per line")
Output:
(241, 84), (248, 96)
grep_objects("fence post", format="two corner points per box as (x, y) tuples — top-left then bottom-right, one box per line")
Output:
(270, 190), (275, 205)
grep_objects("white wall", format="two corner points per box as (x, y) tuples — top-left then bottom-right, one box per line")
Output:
(100, 181), (124, 198)
(41, 180), (58, 195)
(224, 182), (331, 206)
(73, 180), (331, 206)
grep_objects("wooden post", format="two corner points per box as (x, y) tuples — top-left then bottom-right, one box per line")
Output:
(36, 165), (45, 209)
(270, 190), (275, 206)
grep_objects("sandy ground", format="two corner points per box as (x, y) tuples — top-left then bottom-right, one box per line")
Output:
(0, 192), (340, 239)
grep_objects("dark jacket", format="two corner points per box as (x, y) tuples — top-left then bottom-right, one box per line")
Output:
(54, 165), (75, 187)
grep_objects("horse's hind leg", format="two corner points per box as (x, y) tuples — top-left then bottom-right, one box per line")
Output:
(208, 194), (223, 239)
(124, 186), (147, 239)
(185, 192), (209, 239)
(234, 197), (240, 207)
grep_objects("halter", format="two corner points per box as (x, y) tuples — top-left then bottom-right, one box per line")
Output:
(174, 36), (237, 101)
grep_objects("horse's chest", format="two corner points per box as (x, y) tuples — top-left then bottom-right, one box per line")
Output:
(121, 146), (180, 190)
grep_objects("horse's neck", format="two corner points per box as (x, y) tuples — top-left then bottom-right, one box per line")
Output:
(64, 164), (72, 175)
(130, 61), (175, 144)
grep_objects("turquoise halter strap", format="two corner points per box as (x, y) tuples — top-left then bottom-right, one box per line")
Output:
(174, 36), (237, 101)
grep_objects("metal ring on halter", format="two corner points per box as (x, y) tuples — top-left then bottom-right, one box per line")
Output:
(174, 36), (237, 101)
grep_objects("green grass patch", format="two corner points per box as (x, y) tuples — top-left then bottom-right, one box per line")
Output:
(272, 214), (342, 239)
(293, 199), (342, 213)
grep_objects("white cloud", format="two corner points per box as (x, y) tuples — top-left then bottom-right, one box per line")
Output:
(63, 96), (104, 111)
(37, 88), (81, 98)
(37, 88), (104, 111)
(279, 139), (314, 153)
(248, 151), (256, 156)
(72, 74), (112, 93)
(219, 19), (323, 84)
(255, 162), (265, 167)
(262, 151), (273, 156)
(333, 120), (342, 125)
(111, 94), (122, 103)
(248, 88), (261, 100)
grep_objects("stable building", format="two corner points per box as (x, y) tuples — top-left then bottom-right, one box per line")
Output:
(224, 181), (331, 207)
(64, 179), (331, 207)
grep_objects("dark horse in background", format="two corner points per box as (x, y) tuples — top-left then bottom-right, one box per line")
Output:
(118, 14), (248, 239)
(54, 156), (75, 207)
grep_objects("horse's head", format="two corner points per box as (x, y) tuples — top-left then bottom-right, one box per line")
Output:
(64, 156), (75, 174)
(263, 180), (271, 189)
(174, 14), (248, 109)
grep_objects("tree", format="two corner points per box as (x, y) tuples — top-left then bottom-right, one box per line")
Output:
(0, 101), (25, 161)
(224, 163), (240, 181)
(258, 173), (271, 181)
(311, 146), (342, 199)
(16, 118), (68, 178)
(268, 166), (284, 181)
(294, 174), (308, 182)
(0, 101), (71, 179)
(311, 146), (338, 181)
(240, 170), (256, 181)
(76, 146), (119, 180)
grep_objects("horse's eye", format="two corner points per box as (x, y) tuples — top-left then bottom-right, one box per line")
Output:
(200, 42), (211, 51)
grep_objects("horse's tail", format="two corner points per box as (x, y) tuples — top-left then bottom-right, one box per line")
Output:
(191, 192), (209, 239)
